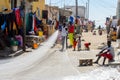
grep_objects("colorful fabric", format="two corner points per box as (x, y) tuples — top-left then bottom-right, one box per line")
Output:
(100, 52), (113, 60)
(68, 33), (74, 45)
(32, 15), (38, 32)
(69, 16), (74, 23)
(15, 8), (22, 26)
(15, 35), (23, 47)
(1, 21), (6, 31)
(84, 43), (90, 48)
(73, 40), (77, 49)
(68, 25), (74, 33)
(26, 13), (33, 34)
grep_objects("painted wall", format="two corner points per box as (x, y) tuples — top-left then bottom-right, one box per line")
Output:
(32, 0), (45, 19)
(0, 0), (11, 12)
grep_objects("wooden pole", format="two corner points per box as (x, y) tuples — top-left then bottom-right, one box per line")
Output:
(76, 0), (78, 19)
(23, 0), (26, 51)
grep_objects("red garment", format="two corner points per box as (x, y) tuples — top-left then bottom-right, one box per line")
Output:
(15, 9), (22, 26)
(73, 40), (77, 49)
(55, 21), (59, 30)
(34, 18), (38, 32)
(75, 19), (78, 24)
(100, 52), (113, 60)
(33, 15), (38, 32)
(84, 43), (90, 48)
(68, 25), (74, 33)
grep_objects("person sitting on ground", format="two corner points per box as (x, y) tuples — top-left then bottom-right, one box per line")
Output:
(84, 42), (91, 50)
(94, 41), (115, 65)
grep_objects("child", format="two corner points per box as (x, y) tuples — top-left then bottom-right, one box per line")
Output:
(73, 37), (77, 51)
(84, 42), (91, 50)
(93, 31), (96, 35)
(98, 29), (102, 35)
(77, 35), (81, 51)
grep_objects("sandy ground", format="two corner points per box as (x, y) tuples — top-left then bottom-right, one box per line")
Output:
(0, 30), (120, 80)
(56, 30), (119, 73)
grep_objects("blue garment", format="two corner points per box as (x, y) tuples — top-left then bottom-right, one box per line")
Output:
(20, 9), (24, 18)
(1, 21), (6, 31)
(69, 16), (74, 24)
(58, 25), (62, 31)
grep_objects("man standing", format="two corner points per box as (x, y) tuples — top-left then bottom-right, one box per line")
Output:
(60, 23), (68, 51)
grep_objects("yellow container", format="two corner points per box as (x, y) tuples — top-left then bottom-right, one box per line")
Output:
(38, 31), (43, 37)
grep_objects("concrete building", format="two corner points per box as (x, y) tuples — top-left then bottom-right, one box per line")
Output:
(59, 9), (72, 17)
(59, 9), (72, 23)
(117, 0), (120, 19)
(45, 5), (59, 21)
(65, 6), (86, 18)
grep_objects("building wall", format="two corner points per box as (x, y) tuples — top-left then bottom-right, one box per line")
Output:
(117, 0), (120, 19)
(0, 0), (11, 12)
(59, 9), (72, 17)
(32, 0), (45, 18)
(65, 6), (86, 18)
(45, 5), (59, 21)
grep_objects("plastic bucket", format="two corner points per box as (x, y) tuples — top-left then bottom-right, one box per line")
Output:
(11, 46), (18, 52)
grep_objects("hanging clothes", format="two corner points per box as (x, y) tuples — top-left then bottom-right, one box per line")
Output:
(1, 20), (6, 31)
(15, 8), (22, 27)
(32, 15), (38, 32)
(9, 12), (19, 37)
(0, 14), (4, 30)
(1, 14), (7, 31)
(26, 12), (33, 34)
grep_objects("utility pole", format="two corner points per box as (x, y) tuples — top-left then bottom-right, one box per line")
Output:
(86, 2), (88, 19)
(49, 0), (51, 12)
(64, 0), (65, 15)
(88, 0), (90, 20)
(76, 0), (78, 19)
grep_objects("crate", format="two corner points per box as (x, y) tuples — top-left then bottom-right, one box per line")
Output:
(79, 59), (93, 66)
(26, 35), (41, 47)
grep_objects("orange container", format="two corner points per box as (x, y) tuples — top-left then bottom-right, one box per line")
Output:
(33, 43), (38, 49)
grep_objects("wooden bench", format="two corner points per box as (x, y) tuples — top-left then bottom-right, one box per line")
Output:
(79, 59), (93, 66)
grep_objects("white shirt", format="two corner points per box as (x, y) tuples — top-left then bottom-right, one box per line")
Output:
(111, 19), (117, 27)
(61, 26), (67, 37)
(102, 46), (115, 59)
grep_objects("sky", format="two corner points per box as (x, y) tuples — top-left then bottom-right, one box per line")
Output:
(45, 0), (118, 27)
